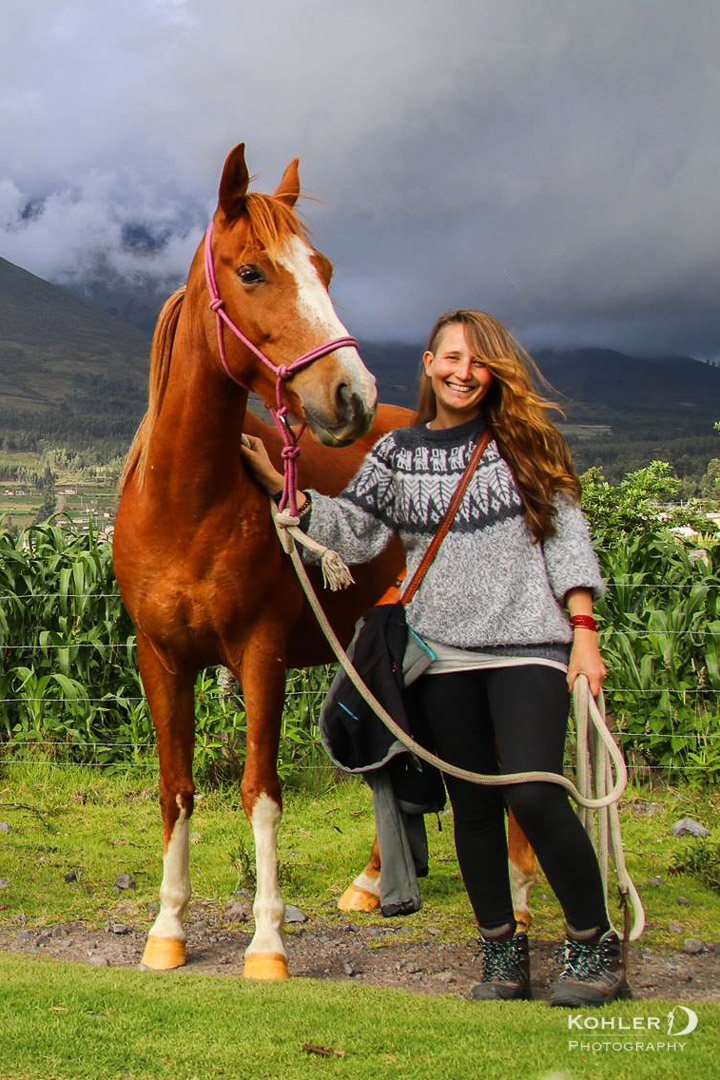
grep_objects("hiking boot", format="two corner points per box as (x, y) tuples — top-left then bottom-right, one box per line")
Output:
(549, 927), (632, 1007)
(470, 928), (532, 1001)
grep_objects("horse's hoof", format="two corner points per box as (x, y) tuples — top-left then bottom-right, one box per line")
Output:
(243, 952), (289, 980)
(337, 884), (381, 913)
(514, 912), (532, 934)
(140, 935), (186, 970)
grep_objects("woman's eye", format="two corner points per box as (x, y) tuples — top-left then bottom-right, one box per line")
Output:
(238, 265), (265, 285)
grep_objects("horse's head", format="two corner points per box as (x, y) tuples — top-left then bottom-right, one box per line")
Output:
(204, 143), (377, 446)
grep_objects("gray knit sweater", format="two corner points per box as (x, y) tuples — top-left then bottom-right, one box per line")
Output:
(305, 416), (604, 652)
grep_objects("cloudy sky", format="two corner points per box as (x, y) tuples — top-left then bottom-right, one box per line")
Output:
(1, 0), (719, 355)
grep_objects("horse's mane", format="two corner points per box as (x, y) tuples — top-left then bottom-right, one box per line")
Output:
(242, 192), (310, 261)
(119, 195), (309, 493)
(119, 286), (186, 492)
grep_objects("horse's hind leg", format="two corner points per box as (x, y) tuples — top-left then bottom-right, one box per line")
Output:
(508, 809), (537, 933)
(137, 635), (196, 970)
(338, 835), (382, 912)
(339, 816), (537, 929)
(238, 652), (288, 980)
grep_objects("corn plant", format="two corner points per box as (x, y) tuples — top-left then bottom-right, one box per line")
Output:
(0, 520), (330, 785)
(1, 510), (717, 786)
(596, 532), (720, 780)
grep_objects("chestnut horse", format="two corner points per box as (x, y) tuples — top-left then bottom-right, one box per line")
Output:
(114, 143), (536, 979)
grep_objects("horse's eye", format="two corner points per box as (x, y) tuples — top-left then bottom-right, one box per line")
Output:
(238, 264), (266, 285)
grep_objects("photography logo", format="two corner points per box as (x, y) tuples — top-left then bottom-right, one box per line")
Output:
(567, 1005), (699, 1052)
(666, 1006), (698, 1037)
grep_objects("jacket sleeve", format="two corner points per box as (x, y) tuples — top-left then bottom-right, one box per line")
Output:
(302, 435), (397, 564)
(542, 493), (605, 603)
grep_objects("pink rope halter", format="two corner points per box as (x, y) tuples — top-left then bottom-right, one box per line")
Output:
(204, 221), (359, 516)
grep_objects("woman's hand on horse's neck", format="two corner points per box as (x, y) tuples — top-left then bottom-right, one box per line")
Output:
(241, 435), (287, 499)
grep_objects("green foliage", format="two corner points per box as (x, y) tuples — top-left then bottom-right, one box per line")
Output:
(581, 461), (681, 542)
(670, 840), (720, 894)
(568, 430), (720, 491)
(578, 456), (720, 781)
(0, 520), (141, 764)
(1, 497), (718, 786)
(0, 520), (330, 788)
(701, 457), (720, 501)
(590, 494), (720, 781)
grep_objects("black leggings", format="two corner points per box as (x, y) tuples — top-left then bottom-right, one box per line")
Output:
(405, 665), (610, 934)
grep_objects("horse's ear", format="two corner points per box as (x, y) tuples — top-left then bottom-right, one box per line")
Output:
(274, 158), (300, 208)
(218, 143), (250, 221)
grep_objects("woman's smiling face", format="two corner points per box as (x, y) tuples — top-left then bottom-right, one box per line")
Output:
(422, 322), (494, 428)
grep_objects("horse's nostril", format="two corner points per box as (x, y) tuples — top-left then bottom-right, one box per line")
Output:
(331, 381), (373, 436)
(335, 381), (351, 412)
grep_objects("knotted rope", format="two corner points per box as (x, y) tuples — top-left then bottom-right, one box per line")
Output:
(273, 504), (354, 591)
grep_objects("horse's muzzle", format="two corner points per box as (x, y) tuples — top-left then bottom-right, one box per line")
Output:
(306, 403), (377, 447)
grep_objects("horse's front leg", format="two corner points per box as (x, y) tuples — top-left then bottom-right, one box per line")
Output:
(137, 634), (196, 970)
(238, 649), (288, 980)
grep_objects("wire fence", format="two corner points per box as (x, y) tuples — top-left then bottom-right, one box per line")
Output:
(1, 674), (717, 777)
(1, 579), (718, 781)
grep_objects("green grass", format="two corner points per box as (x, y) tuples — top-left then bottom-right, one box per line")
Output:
(0, 952), (718, 1080)
(0, 767), (719, 1079)
(0, 765), (718, 950)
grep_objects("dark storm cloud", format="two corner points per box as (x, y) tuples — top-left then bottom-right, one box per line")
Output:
(1, 0), (719, 354)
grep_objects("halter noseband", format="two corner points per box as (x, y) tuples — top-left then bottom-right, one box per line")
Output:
(203, 221), (359, 516)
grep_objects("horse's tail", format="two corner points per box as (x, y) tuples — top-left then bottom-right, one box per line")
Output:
(119, 287), (187, 493)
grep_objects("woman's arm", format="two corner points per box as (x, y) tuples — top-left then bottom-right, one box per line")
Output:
(565, 586), (606, 696)
(542, 494), (605, 602)
(240, 433), (397, 564)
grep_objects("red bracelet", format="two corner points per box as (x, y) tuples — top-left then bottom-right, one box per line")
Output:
(570, 614), (597, 632)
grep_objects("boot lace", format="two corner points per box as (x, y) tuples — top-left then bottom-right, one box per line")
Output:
(558, 936), (614, 981)
(482, 937), (524, 981)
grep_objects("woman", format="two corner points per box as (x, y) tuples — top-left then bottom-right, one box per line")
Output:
(241, 309), (631, 1007)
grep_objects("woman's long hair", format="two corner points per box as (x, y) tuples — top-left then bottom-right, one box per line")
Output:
(414, 309), (580, 542)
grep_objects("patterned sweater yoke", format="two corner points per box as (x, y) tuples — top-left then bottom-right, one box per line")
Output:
(305, 415), (604, 651)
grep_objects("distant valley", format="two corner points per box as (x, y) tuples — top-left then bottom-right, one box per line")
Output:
(362, 344), (720, 481)
(1, 254), (718, 488)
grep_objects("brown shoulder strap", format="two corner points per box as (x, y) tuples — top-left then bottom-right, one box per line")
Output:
(401, 427), (492, 606)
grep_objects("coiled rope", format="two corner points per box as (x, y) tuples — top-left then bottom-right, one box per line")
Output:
(273, 503), (645, 939)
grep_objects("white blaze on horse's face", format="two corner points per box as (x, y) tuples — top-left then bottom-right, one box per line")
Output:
(276, 235), (377, 445)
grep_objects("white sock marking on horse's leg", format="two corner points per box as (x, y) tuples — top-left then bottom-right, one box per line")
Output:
(509, 857), (536, 929)
(352, 869), (381, 897)
(148, 803), (190, 941)
(246, 793), (286, 958)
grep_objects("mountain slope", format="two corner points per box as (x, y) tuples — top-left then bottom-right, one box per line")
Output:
(0, 255), (150, 446)
(1, 253), (718, 474)
(535, 348), (720, 432)
(364, 342), (720, 432)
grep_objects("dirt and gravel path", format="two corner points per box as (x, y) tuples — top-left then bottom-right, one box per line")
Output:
(1, 905), (718, 1001)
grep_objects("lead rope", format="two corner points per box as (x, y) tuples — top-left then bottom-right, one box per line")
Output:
(271, 503), (645, 940)
(574, 676), (645, 941)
